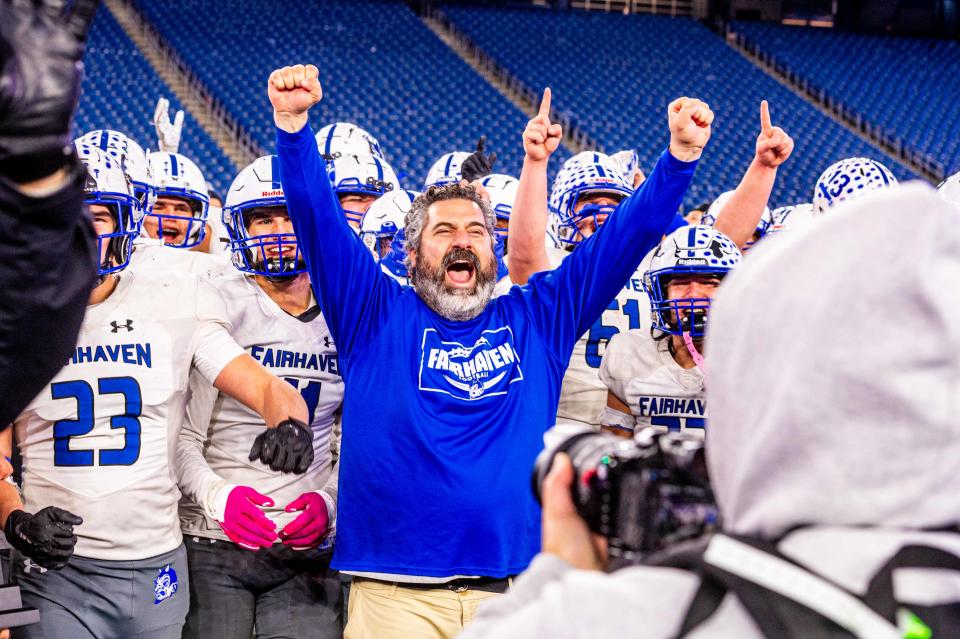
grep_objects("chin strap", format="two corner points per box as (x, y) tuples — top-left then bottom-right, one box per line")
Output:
(682, 332), (707, 381)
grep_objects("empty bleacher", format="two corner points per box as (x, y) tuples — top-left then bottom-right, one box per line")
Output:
(77, 7), (235, 191)
(732, 22), (960, 178)
(440, 6), (916, 207)
(133, 0), (546, 187)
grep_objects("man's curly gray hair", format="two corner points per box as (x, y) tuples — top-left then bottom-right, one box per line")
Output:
(404, 183), (497, 271)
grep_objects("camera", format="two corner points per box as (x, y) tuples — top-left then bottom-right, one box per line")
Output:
(533, 428), (719, 561)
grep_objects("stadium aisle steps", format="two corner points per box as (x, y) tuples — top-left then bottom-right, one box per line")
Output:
(76, 3), (238, 191)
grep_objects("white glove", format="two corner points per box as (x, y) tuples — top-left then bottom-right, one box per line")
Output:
(153, 97), (184, 154)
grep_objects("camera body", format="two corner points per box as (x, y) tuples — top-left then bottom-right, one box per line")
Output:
(533, 428), (718, 561)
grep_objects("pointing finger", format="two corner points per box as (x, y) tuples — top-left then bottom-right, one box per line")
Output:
(538, 87), (552, 120)
(475, 135), (486, 154)
(760, 100), (772, 137)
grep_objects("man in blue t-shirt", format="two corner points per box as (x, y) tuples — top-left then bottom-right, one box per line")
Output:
(267, 64), (712, 639)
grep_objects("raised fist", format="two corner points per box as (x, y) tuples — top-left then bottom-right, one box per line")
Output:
(268, 65), (322, 133)
(668, 97), (714, 162)
(755, 100), (794, 169)
(523, 88), (563, 163)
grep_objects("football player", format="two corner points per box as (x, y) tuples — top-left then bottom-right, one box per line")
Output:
(73, 135), (226, 277)
(423, 151), (471, 188)
(360, 188), (419, 284)
(326, 153), (400, 229)
(599, 225), (742, 436)
(813, 156), (898, 215)
(315, 122), (385, 161)
(508, 93), (791, 429)
(178, 155), (344, 638)
(1, 147), (311, 639)
(141, 151), (210, 249)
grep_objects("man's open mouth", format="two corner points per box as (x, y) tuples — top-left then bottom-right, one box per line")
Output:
(161, 227), (180, 241)
(446, 259), (476, 286)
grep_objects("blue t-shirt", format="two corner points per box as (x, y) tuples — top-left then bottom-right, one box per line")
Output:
(277, 126), (698, 578)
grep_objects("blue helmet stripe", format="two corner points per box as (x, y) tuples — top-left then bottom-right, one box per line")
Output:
(444, 154), (455, 176)
(374, 157), (384, 182)
(98, 133), (110, 152)
(270, 155), (282, 189)
(324, 124), (337, 157)
(169, 154), (180, 178)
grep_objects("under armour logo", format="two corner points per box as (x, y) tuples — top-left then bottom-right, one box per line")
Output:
(23, 558), (47, 575)
(323, 336), (333, 348)
(110, 320), (134, 333)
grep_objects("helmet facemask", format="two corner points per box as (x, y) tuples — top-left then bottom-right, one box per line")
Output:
(227, 205), (305, 279)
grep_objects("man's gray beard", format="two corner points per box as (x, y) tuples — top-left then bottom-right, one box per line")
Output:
(412, 249), (497, 322)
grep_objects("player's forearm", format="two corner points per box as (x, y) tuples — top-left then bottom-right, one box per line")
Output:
(0, 481), (24, 530)
(174, 416), (225, 505)
(508, 156), (553, 284)
(261, 376), (308, 427)
(713, 157), (776, 249)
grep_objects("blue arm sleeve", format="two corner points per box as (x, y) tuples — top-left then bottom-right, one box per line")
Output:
(665, 212), (689, 234)
(521, 148), (698, 361)
(276, 125), (401, 361)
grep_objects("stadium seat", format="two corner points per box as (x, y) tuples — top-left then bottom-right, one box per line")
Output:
(76, 7), (236, 191)
(733, 22), (960, 176)
(440, 6), (916, 207)
(132, 0), (552, 187)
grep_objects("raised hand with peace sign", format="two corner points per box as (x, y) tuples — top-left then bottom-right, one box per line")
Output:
(755, 100), (794, 169)
(523, 88), (563, 163)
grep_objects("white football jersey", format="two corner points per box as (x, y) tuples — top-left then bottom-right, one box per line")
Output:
(599, 329), (706, 435)
(13, 271), (244, 561)
(178, 271), (344, 540)
(556, 248), (654, 428)
(129, 236), (229, 278)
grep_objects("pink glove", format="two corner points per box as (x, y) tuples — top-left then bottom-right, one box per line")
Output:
(279, 492), (330, 549)
(218, 486), (278, 551)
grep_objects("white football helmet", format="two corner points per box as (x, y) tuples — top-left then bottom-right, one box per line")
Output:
(223, 155), (304, 278)
(644, 225), (742, 338)
(813, 157), (898, 215)
(328, 153), (401, 226)
(315, 122), (385, 160)
(610, 149), (642, 184)
(424, 151), (470, 188)
(937, 170), (960, 207)
(702, 190), (773, 250)
(767, 203), (816, 236)
(360, 189), (419, 280)
(76, 144), (143, 276)
(549, 154), (633, 246)
(146, 151), (210, 249)
(76, 129), (154, 213)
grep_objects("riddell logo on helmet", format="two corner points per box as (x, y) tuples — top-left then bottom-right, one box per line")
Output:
(260, 190), (283, 197)
(677, 258), (708, 266)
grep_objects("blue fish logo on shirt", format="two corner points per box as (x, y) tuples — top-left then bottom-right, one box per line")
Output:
(418, 327), (523, 401)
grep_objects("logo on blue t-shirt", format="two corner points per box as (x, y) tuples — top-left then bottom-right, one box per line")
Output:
(418, 326), (523, 401)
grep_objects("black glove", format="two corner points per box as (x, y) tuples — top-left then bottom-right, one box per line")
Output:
(4, 506), (83, 570)
(0, 0), (100, 182)
(460, 135), (497, 183)
(248, 418), (314, 474)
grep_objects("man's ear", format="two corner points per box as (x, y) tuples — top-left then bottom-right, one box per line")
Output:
(407, 247), (417, 270)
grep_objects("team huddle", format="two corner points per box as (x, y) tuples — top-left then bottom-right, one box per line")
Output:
(3, 59), (957, 639)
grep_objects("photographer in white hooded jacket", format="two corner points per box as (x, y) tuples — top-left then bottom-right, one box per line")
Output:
(460, 182), (960, 638)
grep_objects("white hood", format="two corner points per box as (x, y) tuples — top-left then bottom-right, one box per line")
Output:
(707, 182), (960, 537)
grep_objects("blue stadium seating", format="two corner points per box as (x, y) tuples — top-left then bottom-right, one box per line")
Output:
(76, 7), (236, 191)
(732, 22), (960, 176)
(440, 6), (917, 208)
(132, 0), (552, 188)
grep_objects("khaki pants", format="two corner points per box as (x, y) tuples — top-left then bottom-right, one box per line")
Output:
(344, 577), (506, 639)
